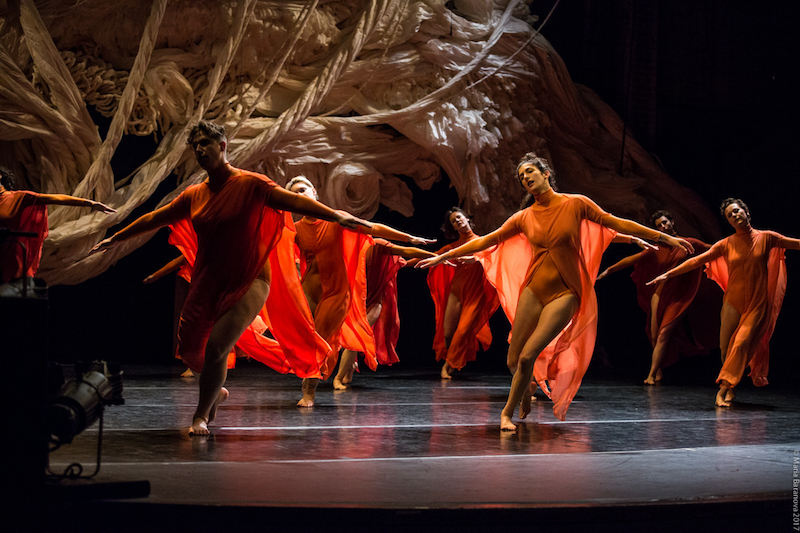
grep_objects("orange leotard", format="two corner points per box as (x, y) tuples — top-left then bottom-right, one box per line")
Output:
(0, 190), (48, 283)
(295, 217), (376, 379)
(666, 228), (788, 387)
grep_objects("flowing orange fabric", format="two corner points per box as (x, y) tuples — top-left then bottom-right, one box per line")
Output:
(168, 170), (327, 377)
(427, 235), (500, 370)
(295, 217), (376, 379)
(367, 239), (406, 366)
(629, 238), (721, 366)
(0, 191), (48, 283)
(699, 229), (787, 387)
(478, 193), (621, 420)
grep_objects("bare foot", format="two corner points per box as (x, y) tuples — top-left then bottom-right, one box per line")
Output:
(342, 361), (357, 384)
(333, 377), (348, 390)
(655, 369), (663, 382)
(440, 362), (453, 380)
(643, 376), (656, 385)
(715, 389), (731, 407)
(208, 387), (229, 423)
(724, 389), (736, 403)
(297, 378), (317, 407)
(188, 416), (209, 436)
(180, 368), (194, 378)
(500, 413), (516, 432)
(519, 383), (533, 419)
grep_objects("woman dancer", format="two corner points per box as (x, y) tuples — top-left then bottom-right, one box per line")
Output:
(287, 177), (434, 405)
(427, 207), (499, 379)
(648, 198), (798, 406)
(597, 210), (720, 384)
(418, 153), (693, 430)
(91, 121), (365, 435)
(0, 166), (114, 288)
(333, 239), (437, 389)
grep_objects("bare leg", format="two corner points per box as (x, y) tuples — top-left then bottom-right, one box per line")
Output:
(334, 350), (357, 390)
(715, 302), (741, 408)
(645, 319), (678, 385)
(506, 288), (543, 420)
(440, 293), (462, 379)
(188, 279), (269, 436)
(501, 294), (578, 431)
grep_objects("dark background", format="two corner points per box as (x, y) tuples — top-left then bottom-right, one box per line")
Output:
(47, 0), (800, 387)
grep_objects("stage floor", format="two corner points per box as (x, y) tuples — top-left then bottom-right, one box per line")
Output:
(43, 363), (798, 531)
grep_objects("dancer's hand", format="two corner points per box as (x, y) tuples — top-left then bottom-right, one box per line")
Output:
(646, 273), (669, 286)
(416, 254), (446, 269)
(664, 235), (694, 254)
(631, 236), (657, 251)
(407, 235), (437, 245)
(89, 201), (116, 214)
(89, 236), (118, 255)
(450, 255), (476, 265)
(597, 268), (609, 280)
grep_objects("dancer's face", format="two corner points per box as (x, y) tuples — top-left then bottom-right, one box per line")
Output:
(724, 203), (749, 230)
(449, 211), (471, 234)
(190, 133), (225, 170)
(654, 215), (675, 235)
(290, 181), (317, 200)
(517, 163), (550, 194)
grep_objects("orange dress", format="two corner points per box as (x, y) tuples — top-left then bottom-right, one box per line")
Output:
(628, 238), (721, 366)
(427, 233), (500, 370)
(478, 190), (659, 420)
(166, 169), (328, 377)
(295, 217), (376, 379)
(668, 228), (788, 387)
(366, 239), (406, 366)
(0, 190), (48, 283)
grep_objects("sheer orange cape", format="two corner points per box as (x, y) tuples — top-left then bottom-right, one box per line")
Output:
(295, 218), (376, 379)
(0, 190), (48, 283)
(367, 240), (406, 365)
(167, 170), (328, 377)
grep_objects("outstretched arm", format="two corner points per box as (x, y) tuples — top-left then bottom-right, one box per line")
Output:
(90, 202), (183, 255)
(597, 250), (649, 280)
(144, 255), (187, 284)
(777, 235), (800, 250)
(601, 214), (694, 254)
(647, 246), (722, 285)
(416, 227), (510, 269)
(38, 193), (115, 213)
(364, 223), (436, 246)
(268, 187), (370, 230)
(383, 243), (437, 261)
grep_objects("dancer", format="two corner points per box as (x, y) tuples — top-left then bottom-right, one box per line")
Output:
(91, 121), (367, 435)
(333, 238), (436, 389)
(597, 210), (721, 384)
(427, 207), (499, 379)
(0, 166), (114, 288)
(287, 177), (434, 405)
(418, 153), (693, 430)
(648, 198), (798, 407)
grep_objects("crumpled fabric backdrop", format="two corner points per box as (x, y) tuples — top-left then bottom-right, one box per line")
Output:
(0, 0), (718, 285)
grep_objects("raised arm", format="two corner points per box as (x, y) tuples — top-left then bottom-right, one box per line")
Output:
(600, 213), (694, 255)
(38, 193), (115, 213)
(383, 243), (437, 261)
(597, 250), (649, 280)
(90, 202), (184, 255)
(647, 246), (722, 285)
(416, 226), (511, 269)
(268, 187), (370, 230)
(144, 255), (187, 284)
(364, 223), (436, 246)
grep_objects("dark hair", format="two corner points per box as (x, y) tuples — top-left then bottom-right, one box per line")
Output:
(0, 166), (16, 190)
(650, 210), (673, 228)
(187, 120), (227, 145)
(441, 207), (473, 240)
(720, 197), (751, 223)
(516, 152), (557, 209)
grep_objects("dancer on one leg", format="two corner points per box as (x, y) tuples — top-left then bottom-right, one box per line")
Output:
(418, 153), (693, 430)
(597, 210), (720, 384)
(91, 121), (366, 435)
(648, 198), (798, 407)
(287, 177), (434, 406)
(427, 208), (499, 379)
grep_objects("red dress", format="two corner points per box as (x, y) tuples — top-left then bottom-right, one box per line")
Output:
(0, 190), (49, 283)
(478, 192), (651, 420)
(628, 239), (721, 366)
(167, 169), (328, 377)
(427, 234), (500, 370)
(366, 239), (406, 366)
(295, 217), (376, 379)
(675, 229), (788, 387)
